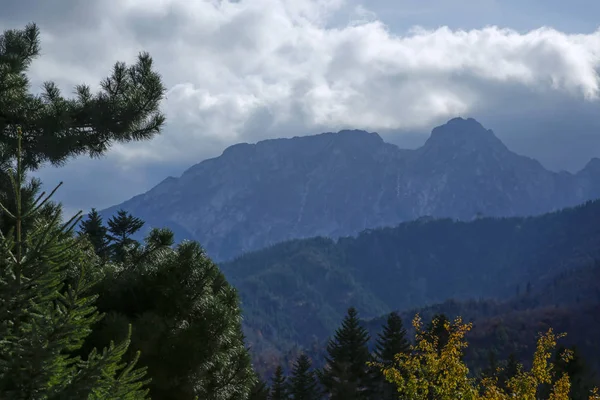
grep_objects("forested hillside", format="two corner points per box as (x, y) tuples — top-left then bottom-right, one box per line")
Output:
(250, 264), (600, 399)
(221, 200), (600, 357)
(365, 261), (600, 370)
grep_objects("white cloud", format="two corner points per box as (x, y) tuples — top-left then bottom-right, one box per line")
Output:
(17, 0), (600, 169)
(4, 0), (600, 211)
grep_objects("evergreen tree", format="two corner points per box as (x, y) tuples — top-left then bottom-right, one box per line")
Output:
(289, 354), (321, 400)
(0, 22), (165, 253)
(372, 311), (411, 399)
(319, 307), (374, 400)
(497, 352), (520, 392)
(106, 209), (145, 262)
(249, 378), (270, 400)
(0, 23), (165, 172)
(373, 311), (410, 365)
(540, 346), (596, 400)
(84, 221), (257, 399)
(481, 349), (499, 380)
(79, 208), (110, 259)
(0, 127), (149, 398)
(270, 365), (289, 400)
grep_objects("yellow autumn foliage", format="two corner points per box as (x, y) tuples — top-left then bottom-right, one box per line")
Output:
(369, 314), (599, 400)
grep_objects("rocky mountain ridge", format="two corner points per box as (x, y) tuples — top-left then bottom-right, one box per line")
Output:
(100, 117), (600, 261)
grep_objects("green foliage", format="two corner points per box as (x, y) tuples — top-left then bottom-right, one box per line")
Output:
(424, 313), (452, 354)
(249, 378), (270, 400)
(269, 366), (289, 400)
(0, 127), (149, 399)
(105, 209), (145, 262)
(0, 23), (165, 171)
(288, 354), (321, 400)
(81, 213), (257, 400)
(373, 311), (410, 365)
(79, 208), (110, 259)
(319, 307), (374, 400)
(540, 346), (598, 400)
(223, 200), (600, 369)
(0, 20), (166, 290)
(0, 21), (166, 276)
(372, 311), (411, 399)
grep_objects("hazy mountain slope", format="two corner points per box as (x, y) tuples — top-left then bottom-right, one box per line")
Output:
(101, 117), (600, 261)
(398, 118), (583, 218)
(364, 261), (600, 337)
(221, 199), (600, 353)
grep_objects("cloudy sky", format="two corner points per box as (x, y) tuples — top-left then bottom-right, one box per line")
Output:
(2, 0), (600, 215)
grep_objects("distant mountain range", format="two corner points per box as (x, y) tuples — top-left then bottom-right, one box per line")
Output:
(100, 117), (600, 261)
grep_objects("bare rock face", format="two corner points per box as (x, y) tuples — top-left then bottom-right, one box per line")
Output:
(100, 118), (600, 261)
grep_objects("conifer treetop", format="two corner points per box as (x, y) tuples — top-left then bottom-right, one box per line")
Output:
(0, 23), (166, 170)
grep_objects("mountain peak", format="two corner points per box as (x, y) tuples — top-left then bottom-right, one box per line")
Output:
(423, 117), (506, 153)
(101, 117), (600, 262)
(579, 157), (600, 174)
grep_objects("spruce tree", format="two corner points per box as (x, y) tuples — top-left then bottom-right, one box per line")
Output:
(373, 311), (410, 365)
(289, 354), (321, 400)
(0, 127), (149, 398)
(319, 307), (374, 400)
(372, 311), (411, 399)
(79, 208), (110, 259)
(270, 365), (289, 400)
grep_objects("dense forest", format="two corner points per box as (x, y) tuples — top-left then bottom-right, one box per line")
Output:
(264, 262), (600, 386)
(221, 200), (600, 357)
(1, 22), (599, 400)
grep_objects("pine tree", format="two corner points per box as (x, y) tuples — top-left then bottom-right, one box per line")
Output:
(0, 126), (149, 398)
(249, 378), (270, 400)
(79, 208), (110, 259)
(319, 307), (374, 400)
(106, 209), (145, 262)
(289, 354), (321, 400)
(372, 311), (411, 399)
(0, 23), (165, 172)
(86, 222), (257, 399)
(0, 22), (165, 254)
(270, 365), (289, 400)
